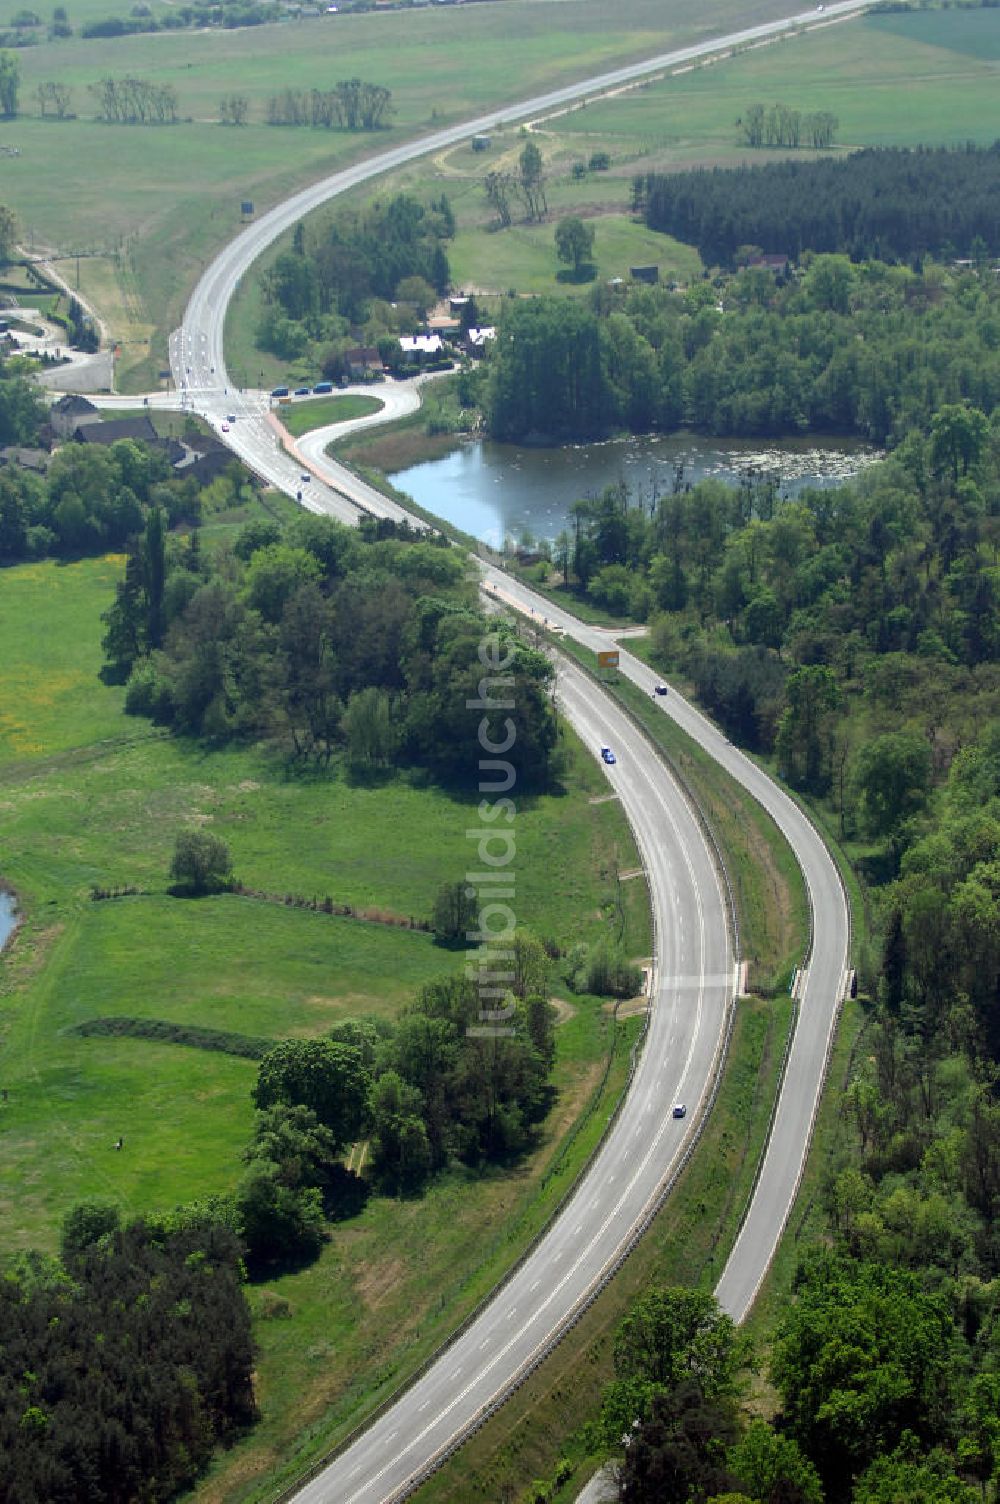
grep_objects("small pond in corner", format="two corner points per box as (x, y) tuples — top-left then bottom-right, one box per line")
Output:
(0, 890), (17, 949)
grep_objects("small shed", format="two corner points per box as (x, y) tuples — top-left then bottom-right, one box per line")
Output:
(629, 264), (659, 285)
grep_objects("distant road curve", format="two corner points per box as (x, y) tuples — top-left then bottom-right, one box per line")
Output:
(174, 0), (871, 525)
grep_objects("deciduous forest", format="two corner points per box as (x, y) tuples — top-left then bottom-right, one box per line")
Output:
(482, 255), (1000, 444)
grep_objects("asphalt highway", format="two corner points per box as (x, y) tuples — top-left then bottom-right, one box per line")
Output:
(293, 658), (735, 1504)
(478, 573), (852, 1323)
(166, 4), (859, 1496)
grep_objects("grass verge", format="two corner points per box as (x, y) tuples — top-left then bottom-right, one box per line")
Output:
(280, 393), (384, 437)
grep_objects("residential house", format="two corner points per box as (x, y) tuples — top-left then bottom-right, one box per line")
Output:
(465, 326), (496, 357)
(344, 346), (382, 378)
(73, 415), (160, 447)
(0, 446), (50, 475)
(399, 333), (444, 364)
(50, 393), (100, 439)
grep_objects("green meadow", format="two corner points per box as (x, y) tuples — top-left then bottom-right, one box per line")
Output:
(554, 9), (1000, 155)
(0, 544), (656, 1498)
(0, 556), (651, 1247)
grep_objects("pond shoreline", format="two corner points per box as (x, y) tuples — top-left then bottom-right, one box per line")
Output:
(0, 883), (21, 954)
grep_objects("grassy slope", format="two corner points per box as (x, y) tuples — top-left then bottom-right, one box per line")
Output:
(448, 215), (699, 297)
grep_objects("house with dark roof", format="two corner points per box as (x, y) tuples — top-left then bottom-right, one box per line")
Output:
(0, 447), (50, 475)
(172, 444), (237, 487)
(73, 415), (160, 447)
(344, 346), (382, 378)
(746, 254), (790, 274)
(51, 393), (100, 438)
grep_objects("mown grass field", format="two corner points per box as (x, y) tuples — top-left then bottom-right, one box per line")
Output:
(279, 392), (383, 437)
(448, 213), (699, 297)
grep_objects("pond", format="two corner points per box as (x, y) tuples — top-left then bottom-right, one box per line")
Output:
(390, 432), (881, 549)
(0, 890), (17, 950)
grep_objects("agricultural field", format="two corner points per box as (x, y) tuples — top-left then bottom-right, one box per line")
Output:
(553, 8), (1000, 157)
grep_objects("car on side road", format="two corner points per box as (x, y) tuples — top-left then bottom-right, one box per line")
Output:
(271, 386), (289, 398)
(654, 683), (668, 696)
(294, 387), (311, 397)
(601, 746), (616, 765)
(313, 381), (334, 394)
